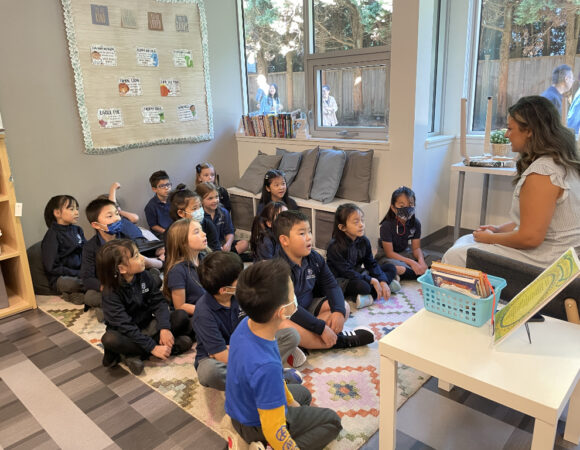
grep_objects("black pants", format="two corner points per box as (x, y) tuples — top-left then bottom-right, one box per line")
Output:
(231, 384), (342, 450)
(343, 263), (397, 299)
(101, 310), (191, 359)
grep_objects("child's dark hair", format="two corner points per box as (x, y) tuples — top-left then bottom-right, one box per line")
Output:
(259, 169), (289, 206)
(332, 203), (364, 244)
(195, 162), (220, 185)
(85, 198), (116, 224)
(149, 170), (170, 188)
(380, 186), (416, 223)
(250, 201), (287, 259)
(195, 181), (219, 200)
(198, 251), (243, 295)
(168, 183), (200, 221)
(273, 210), (309, 241)
(44, 195), (79, 227)
(96, 239), (136, 293)
(236, 259), (291, 323)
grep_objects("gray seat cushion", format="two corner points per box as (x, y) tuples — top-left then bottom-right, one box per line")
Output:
(334, 149), (374, 203)
(288, 147), (319, 199)
(236, 152), (283, 194)
(276, 148), (303, 186)
(310, 148), (347, 204)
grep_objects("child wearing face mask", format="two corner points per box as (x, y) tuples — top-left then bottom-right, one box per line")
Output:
(168, 184), (221, 251)
(375, 187), (432, 280)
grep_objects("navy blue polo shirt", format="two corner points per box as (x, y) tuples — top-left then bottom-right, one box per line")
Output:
(205, 206), (234, 244)
(192, 292), (242, 367)
(144, 195), (172, 231)
(379, 216), (422, 253)
(166, 260), (206, 306)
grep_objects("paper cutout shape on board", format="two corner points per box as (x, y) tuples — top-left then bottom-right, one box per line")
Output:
(148, 12), (163, 31)
(91, 45), (117, 66)
(494, 247), (580, 345)
(121, 9), (137, 29)
(141, 106), (165, 124)
(97, 108), (123, 128)
(160, 79), (181, 97)
(91, 4), (109, 26)
(177, 104), (197, 121)
(118, 77), (142, 96)
(175, 15), (189, 32)
(173, 49), (193, 68)
(136, 47), (158, 67)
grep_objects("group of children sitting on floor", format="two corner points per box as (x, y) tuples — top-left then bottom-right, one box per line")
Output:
(39, 161), (430, 450)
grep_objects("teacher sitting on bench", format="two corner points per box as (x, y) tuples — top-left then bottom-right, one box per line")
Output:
(443, 95), (580, 268)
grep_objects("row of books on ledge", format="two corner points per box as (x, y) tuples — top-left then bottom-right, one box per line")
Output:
(431, 261), (492, 299)
(241, 113), (296, 138)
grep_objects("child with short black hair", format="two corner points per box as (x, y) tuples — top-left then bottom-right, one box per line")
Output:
(145, 170), (173, 238)
(256, 169), (299, 215)
(274, 210), (374, 350)
(168, 184), (220, 251)
(226, 259), (342, 450)
(250, 201), (287, 261)
(327, 203), (401, 308)
(195, 162), (231, 212)
(196, 182), (249, 256)
(41, 195), (86, 301)
(97, 239), (192, 375)
(193, 251), (301, 391)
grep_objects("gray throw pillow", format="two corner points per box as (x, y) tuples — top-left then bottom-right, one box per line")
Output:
(236, 152), (282, 194)
(335, 148), (374, 203)
(276, 148), (302, 186)
(288, 147), (319, 199)
(310, 148), (347, 203)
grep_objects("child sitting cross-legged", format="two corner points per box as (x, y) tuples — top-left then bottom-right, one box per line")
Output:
(193, 251), (302, 391)
(226, 258), (343, 450)
(274, 210), (374, 350)
(97, 239), (193, 376)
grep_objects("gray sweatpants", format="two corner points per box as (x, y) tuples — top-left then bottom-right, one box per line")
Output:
(196, 327), (300, 391)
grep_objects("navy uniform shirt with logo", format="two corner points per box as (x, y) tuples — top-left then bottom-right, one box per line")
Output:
(205, 207), (235, 244)
(144, 195), (173, 232)
(379, 216), (422, 253)
(165, 258), (207, 307)
(41, 223), (86, 289)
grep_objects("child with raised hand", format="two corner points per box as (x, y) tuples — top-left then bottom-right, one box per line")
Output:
(195, 162), (231, 212)
(326, 203), (400, 309)
(193, 252), (301, 391)
(168, 184), (221, 251)
(163, 218), (208, 317)
(97, 239), (193, 376)
(250, 201), (287, 261)
(256, 169), (298, 215)
(375, 186), (430, 279)
(108, 182), (139, 224)
(41, 195), (86, 301)
(226, 258), (342, 450)
(196, 182), (249, 257)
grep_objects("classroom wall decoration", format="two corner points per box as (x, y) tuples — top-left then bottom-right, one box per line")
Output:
(62, 0), (213, 154)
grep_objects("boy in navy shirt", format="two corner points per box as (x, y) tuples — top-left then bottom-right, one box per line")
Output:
(193, 251), (300, 391)
(226, 259), (342, 449)
(274, 210), (374, 350)
(144, 170), (173, 238)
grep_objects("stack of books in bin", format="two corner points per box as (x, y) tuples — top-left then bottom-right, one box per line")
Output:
(430, 261), (492, 299)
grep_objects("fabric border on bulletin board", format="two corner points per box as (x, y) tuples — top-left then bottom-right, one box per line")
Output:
(62, 0), (214, 154)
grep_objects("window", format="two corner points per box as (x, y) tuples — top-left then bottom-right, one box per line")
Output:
(428, 0), (447, 134)
(472, 1), (580, 131)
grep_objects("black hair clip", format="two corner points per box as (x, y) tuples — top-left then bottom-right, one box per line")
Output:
(196, 164), (202, 173)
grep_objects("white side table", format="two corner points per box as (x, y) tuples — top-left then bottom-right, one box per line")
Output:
(379, 309), (580, 449)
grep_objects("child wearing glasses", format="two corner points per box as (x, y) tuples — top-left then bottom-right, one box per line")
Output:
(144, 170), (173, 238)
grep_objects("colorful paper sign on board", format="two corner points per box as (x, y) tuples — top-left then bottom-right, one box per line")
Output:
(177, 104), (196, 121)
(136, 47), (159, 67)
(118, 77), (142, 96)
(141, 106), (165, 124)
(91, 4), (109, 25)
(173, 49), (193, 68)
(91, 45), (117, 66)
(97, 108), (123, 128)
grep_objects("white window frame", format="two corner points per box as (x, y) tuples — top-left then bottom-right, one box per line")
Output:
(428, 0), (449, 135)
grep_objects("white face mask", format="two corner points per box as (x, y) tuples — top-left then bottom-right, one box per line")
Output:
(280, 295), (298, 320)
(192, 206), (205, 222)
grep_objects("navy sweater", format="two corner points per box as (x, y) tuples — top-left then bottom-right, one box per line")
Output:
(41, 223), (86, 288)
(326, 235), (388, 284)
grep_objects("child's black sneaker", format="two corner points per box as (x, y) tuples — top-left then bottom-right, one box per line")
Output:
(102, 349), (120, 368)
(172, 336), (193, 355)
(123, 356), (144, 375)
(333, 327), (375, 348)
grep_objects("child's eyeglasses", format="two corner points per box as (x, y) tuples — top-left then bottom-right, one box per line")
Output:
(157, 183), (172, 189)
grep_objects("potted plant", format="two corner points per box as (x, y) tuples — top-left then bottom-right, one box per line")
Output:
(490, 129), (511, 156)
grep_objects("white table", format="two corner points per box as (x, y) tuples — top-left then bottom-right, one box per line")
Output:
(451, 163), (516, 241)
(379, 309), (580, 449)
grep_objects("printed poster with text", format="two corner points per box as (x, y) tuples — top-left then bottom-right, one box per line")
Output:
(62, 0), (213, 153)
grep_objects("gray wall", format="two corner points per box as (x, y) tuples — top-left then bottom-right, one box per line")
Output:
(0, 0), (242, 246)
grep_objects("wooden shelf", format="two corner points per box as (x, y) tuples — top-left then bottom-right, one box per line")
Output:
(0, 245), (19, 261)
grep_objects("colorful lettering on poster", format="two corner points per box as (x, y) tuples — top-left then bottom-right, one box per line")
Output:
(148, 12), (164, 31)
(97, 108), (123, 128)
(118, 77), (142, 96)
(175, 15), (189, 32)
(91, 4), (109, 26)
(121, 9), (137, 29)
(136, 47), (159, 67)
(91, 45), (117, 66)
(173, 49), (193, 68)
(141, 106), (165, 124)
(160, 79), (181, 97)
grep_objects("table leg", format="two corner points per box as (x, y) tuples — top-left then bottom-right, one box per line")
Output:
(480, 173), (490, 226)
(379, 356), (397, 450)
(564, 380), (580, 444)
(531, 418), (557, 450)
(454, 171), (466, 241)
(437, 379), (454, 392)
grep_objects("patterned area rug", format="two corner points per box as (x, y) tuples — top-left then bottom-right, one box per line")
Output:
(36, 281), (429, 450)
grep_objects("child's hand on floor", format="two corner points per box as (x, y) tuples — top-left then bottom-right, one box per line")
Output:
(159, 329), (174, 349)
(321, 326), (337, 347)
(379, 281), (391, 300)
(151, 345), (171, 360)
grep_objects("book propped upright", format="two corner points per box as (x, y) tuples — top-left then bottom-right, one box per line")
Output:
(493, 247), (580, 345)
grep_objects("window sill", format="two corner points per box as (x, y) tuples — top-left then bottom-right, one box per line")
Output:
(235, 134), (390, 150)
(424, 134), (454, 149)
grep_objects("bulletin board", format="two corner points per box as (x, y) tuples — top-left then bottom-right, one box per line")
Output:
(61, 0), (213, 154)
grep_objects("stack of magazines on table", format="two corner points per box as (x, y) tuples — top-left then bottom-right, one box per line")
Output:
(430, 261), (492, 299)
